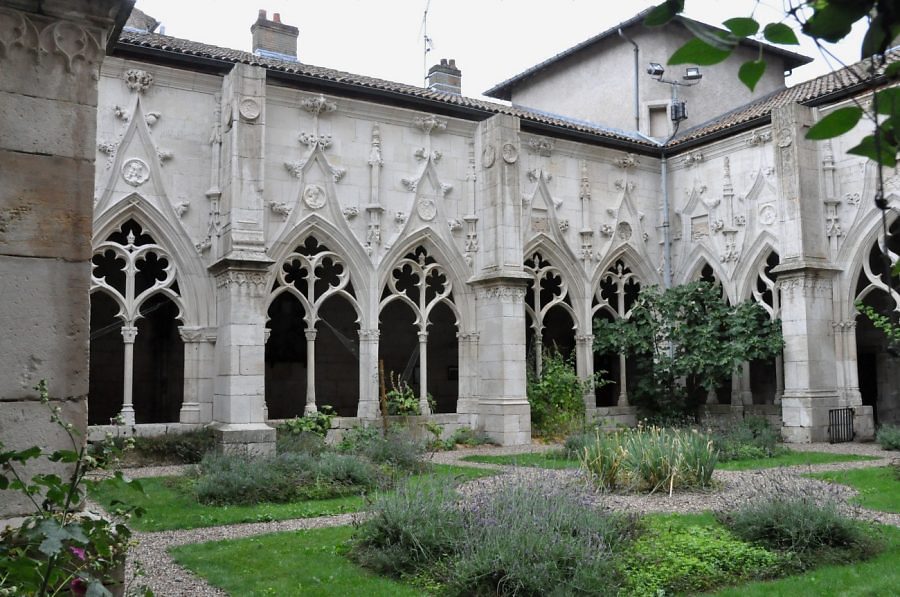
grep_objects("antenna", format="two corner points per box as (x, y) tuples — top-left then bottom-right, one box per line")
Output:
(421, 0), (433, 86)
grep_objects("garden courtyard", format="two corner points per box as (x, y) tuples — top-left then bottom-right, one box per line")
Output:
(86, 425), (900, 597)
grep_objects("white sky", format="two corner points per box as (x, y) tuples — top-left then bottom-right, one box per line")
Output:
(134, 0), (868, 101)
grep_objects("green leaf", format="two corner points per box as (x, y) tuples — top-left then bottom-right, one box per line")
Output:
(37, 519), (69, 556)
(683, 18), (737, 51)
(738, 60), (767, 91)
(886, 62), (900, 81)
(723, 17), (759, 37)
(85, 580), (114, 597)
(876, 88), (900, 117)
(644, 0), (684, 27)
(49, 449), (79, 463)
(763, 23), (799, 45)
(805, 107), (863, 140)
(861, 14), (888, 59)
(847, 135), (898, 167)
(669, 38), (733, 66)
(11, 446), (41, 462)
(803, 3), (870, 44)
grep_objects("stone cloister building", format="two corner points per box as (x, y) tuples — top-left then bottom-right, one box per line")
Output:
(9, 5), (898, 457)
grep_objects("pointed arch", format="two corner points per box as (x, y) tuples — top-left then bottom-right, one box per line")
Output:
(524, 235), (587, 327)
(93, 194), (210, 328)
(677, 244), (734, 304)
(378, 226), (472, 330)
(839, 209), (900, 311)
(735, 231), (780, 301)
(593, 243), (659, 295)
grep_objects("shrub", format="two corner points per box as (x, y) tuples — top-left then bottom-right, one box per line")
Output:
(527, 349), (595, 438)
(351, 477), (465, 576)
(580, 426), (717, 493)
(351, 477), (638, 596)
(384, 373), (433, 416)
(426, 426), (495, 451)
(563, 428), (597, 459)
(276, 429), (327, 455)
(876, 423), (900, 451)
(126, 427), (216, 464)
(711, 416), (783, 461)
(623, 521), (783, 596)
(718, 494), (882, 568)
(278, 406), (336, 438)
(338, 426), (425, 473)
(194, 451), (383, 505)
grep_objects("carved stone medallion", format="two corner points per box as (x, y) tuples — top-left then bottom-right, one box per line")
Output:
(759, 204), (777, 226)
(617, 222), (633, 241)
(417, 198), (437, 221)
(122, 158), (150, 186)
(302, 184), (326, 209)
(239, 98), (261, 121)
(482, 144), (496, 168)
(501, 143), (518, 164)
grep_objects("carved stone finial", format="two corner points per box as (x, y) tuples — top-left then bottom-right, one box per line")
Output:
(368, 124), (383, 166)
(527, 137), (554, 157)
(614, 153), (638, 169)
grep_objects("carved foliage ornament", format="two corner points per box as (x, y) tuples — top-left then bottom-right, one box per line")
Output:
(0, 11), (104, 73)
(124, 69), (154, 93)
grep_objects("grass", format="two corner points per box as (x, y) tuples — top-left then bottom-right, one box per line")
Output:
(90, 464), (494, 532)
(714, 450), (878, 471)
(807, 466), (900, 513)
(172, 513), (900, 597)
(459, 451), (579, 469)
(461, 448), (876, 473)
(711, 524), (900, 597)
(171, 526), (422, 597)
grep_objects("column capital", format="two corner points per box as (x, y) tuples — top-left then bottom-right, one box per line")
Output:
(120, 325), (138, 343)
(304, 329), (318, 342)
(358, 328), (380, 341)
(178, 326), (217, 343)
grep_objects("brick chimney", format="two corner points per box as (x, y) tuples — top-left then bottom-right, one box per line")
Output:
(251, 9), (299, 61)
(427, 58), (462, 95)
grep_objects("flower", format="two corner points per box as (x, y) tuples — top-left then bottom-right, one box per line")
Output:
(69, 546), (86, 561)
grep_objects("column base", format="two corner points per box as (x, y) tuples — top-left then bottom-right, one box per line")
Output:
(780, 392), (843, 443)
(478, 399), (531, 446)
(854, 406), (875, 441)
(179, 402), (202, 424)
(210, 422), (276, 456)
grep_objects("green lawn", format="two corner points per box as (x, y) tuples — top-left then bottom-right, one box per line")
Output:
(171, 526), (423, 597)
(716, 450), (879, 471)
(807, 466), (900, 513)
(459, 451), (579, 469)
(172, 514), (900, 597)
(90, 464), (494, 532)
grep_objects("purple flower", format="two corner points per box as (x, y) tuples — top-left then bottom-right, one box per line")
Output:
(69, 546), (86, 561)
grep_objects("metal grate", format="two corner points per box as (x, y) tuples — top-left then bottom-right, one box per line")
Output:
(828, 408), (855, 443)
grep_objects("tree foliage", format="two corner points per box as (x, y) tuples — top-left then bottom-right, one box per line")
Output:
(593, 282), (783, 418)
(650, 0), (900, 165)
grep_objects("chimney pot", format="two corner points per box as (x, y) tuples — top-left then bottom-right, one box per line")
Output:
(449, 59), (456, 68)
(274, 12), (281, 23)
(251, 8), (299, 61)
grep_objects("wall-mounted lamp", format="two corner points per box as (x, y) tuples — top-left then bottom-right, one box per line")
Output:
(647, 62), (665, 78)
(683, 66), (702, 81)
(647, 63), (703, 123)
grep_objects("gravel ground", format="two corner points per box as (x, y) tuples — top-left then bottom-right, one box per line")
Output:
(118, 441), (898, 596)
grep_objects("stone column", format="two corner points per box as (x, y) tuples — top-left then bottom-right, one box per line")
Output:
(0, 1), (132, 517)
(834, 320), (874, 439)
(575, 333), (595, 412)
(209, 264), (275, 455)
(304, 329), (318, 415)
(469, 114), (531, 445)
(357, 329), (380, 420)
(456, 332), (480, 426)
(119, 325), (138, 425)
(775, 268), (843, 442)
(417, 331), (431, 415)
(178, 326), (216, 424)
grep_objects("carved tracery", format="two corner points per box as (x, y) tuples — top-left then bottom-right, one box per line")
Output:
(592, 260), (641, 406)
(524, 252), (576, 376)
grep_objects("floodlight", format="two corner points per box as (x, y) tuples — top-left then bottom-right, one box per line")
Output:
(647, 62), (665, 77)
(683, 67), (702, 81)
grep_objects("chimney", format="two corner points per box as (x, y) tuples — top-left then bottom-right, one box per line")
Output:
(427, 58), (462, 95)
(251, 9), (299, 62)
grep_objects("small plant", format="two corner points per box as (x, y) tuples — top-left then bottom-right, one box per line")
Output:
(0, 381), (146, 596)
(711, 416), (783, 461)
(278, 405), (336, 438)
(337, 426), (425, 473)
(718, 492), (882, 569)
(876, 423), (900, 451)
(527, 349), (600, 438)
(580, 426), (717, 493)
(385, 373), (421, 416)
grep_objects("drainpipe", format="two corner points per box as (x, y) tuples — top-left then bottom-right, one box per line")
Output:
(618, 28), (640, 132)
(661, 147), (672, 288)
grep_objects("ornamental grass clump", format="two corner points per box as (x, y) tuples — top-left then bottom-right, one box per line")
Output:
(580, 426), (717, 493)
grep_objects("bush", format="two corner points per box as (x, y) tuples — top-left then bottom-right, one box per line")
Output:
(527, 350), (595, 438)
(276, 429), (327, 455)
(711, 416), (783, 461)
(580, 426), (717, 493)
(718, 495), (882, 568)
(563, 428), (597, 459)
(338, 426), (425, 473)
(351, 477), (638, 596)
(127, 427), (216, 464)
(194, 451), (383, 505)
(876, 424), (900, 450)
(278, 406), (336, 438)
(623, 521), (783, 596)
(426, 426), (496, 451)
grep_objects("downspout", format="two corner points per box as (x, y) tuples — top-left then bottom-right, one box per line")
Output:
(661, 147), (672, 288)
(618, 28), (640, 132)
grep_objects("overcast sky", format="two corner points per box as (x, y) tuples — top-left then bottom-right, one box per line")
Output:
(135, 0), (867, 101)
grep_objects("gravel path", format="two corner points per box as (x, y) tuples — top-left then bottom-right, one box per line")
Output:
(119, 442), (898, 596)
